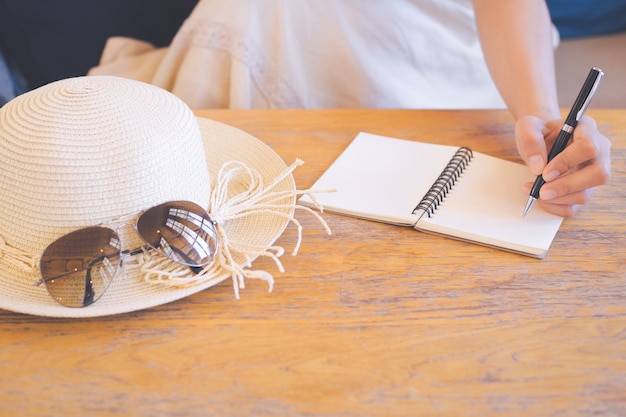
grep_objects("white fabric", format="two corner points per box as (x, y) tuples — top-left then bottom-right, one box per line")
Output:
(90, 0), (507, 110)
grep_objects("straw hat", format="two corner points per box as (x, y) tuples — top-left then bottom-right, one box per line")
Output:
(0, 75), (306, 317)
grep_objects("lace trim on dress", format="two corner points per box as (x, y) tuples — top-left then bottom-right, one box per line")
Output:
(171, 18), (303, 109)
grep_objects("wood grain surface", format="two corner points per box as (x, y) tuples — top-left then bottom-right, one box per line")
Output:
(1, 109), (624, 417)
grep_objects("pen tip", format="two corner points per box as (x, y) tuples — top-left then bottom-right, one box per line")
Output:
(523, 197), (536, 217)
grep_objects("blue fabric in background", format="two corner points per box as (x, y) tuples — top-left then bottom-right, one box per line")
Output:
(0, 50), (14, 106)
(547, 0), (626, 38)
(0, 48), (26, 107)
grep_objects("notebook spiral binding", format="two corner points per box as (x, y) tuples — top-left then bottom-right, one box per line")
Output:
(412, 147), (474, 217)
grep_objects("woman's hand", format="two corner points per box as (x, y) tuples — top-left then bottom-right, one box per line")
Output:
(515, 115), (611, 217)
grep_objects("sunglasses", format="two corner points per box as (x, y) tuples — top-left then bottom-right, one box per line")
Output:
(35, 201), (218, 308)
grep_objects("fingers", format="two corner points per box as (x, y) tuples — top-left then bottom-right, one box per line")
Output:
(522, 171), (594, 217)
(542, 116), (611, 186)
(523, 179), (594, 217)
(534, 199), (584, 218)
(516, 115), (611, 217)
(515, 115), (561, 175)
(527, 117), (611, 217)
(540, 163), (604, 200)
(515, 116), (548, 175)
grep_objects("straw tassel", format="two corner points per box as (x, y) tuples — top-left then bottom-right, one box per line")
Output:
(0, 235), (37, 271)
(140, 159), (332, 298)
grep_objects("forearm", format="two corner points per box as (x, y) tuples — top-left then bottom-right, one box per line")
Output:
(473, 0), (560, 121)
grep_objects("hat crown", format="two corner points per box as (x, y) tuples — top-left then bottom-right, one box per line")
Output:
(0, 76), (211, 255)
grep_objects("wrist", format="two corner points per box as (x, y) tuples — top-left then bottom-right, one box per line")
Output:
(510, 101), (561, 123)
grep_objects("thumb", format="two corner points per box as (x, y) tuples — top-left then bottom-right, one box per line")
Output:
(514, 115), (555, 175)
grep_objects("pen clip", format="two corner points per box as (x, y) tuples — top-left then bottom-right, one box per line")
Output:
(576, 68), (604, 122)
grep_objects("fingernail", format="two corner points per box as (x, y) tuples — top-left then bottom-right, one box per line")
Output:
(528, 155), (543, 174)
(542, 170), (560, 182)
(541, 189), (557, 200)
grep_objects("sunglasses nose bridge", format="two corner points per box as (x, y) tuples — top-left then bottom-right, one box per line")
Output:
(99, 208), (144, 232)
(100, 217), (146, 252)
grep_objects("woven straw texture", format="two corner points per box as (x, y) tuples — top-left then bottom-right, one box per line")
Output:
(0, 76), (294, 317)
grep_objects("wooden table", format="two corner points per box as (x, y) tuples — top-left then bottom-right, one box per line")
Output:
(2, 109), (624, 416)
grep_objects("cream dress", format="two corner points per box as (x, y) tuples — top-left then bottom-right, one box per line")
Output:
(89, 0), (507, 109)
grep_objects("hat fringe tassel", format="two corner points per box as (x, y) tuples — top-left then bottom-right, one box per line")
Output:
(139, 159), (332, 298)
(0, 235), (37, 271)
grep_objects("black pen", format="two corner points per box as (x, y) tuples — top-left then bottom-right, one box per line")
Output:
(523, 66), (604, 216)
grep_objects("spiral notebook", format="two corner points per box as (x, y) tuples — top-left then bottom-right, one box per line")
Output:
(299, 132), (564, 258)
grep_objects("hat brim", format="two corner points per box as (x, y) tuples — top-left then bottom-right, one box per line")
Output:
(0, 118), (294, 317)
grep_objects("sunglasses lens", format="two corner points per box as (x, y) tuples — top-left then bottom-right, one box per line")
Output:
(40, 227), (121, 308)
(136, 201), (218, 267)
